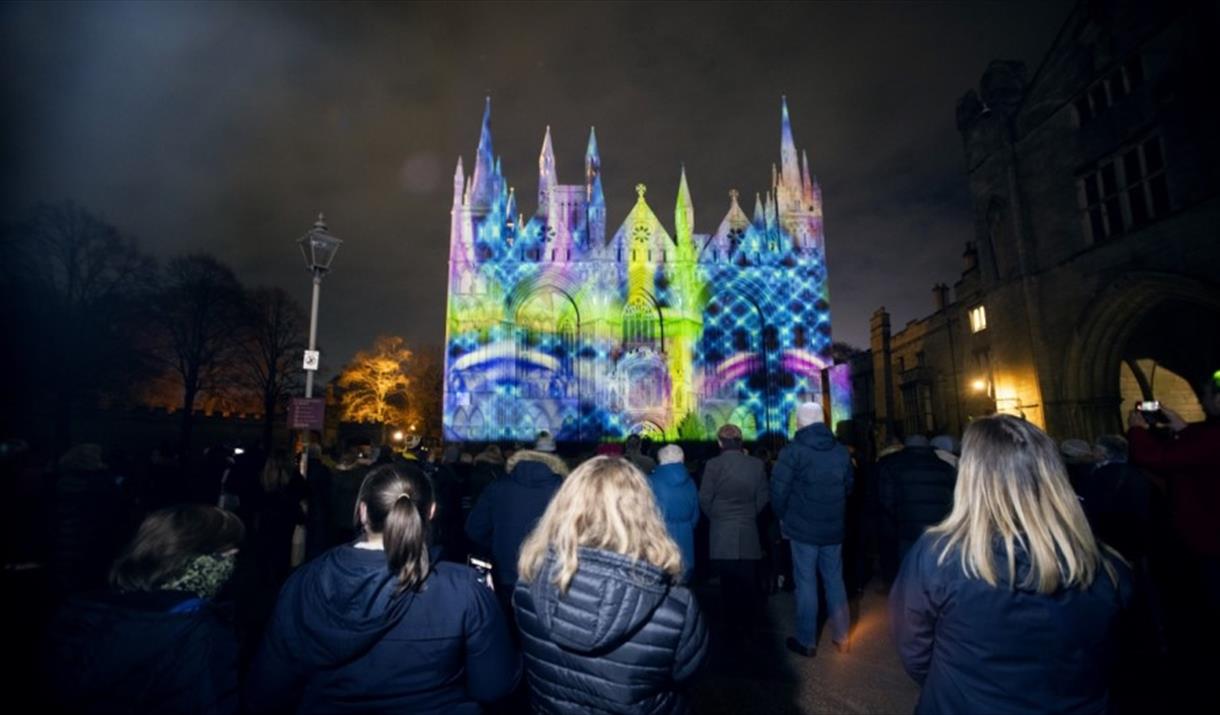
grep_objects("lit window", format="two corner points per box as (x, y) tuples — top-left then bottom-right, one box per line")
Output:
(969, 305), (987, 333)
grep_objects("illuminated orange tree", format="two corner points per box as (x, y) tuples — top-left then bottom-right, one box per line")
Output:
(337, 335), (412, 443)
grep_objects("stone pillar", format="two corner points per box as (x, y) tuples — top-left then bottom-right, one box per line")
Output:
(870, 307), (895, 448)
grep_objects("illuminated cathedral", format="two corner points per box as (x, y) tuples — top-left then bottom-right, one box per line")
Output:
(442, 97), (842, 442)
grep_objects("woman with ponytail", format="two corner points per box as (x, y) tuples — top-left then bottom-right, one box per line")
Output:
(247, 462), (519, 714)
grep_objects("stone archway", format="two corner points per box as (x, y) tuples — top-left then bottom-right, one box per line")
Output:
(1061, 271), (1220, 437)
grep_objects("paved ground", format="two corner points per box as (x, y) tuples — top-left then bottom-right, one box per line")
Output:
(692, 584), (920, 714)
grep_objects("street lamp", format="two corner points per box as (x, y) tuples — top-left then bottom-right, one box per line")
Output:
(298, 213), (342, 473)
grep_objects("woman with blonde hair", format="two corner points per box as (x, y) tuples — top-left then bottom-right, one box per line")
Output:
(514, 456), (709, 714)
(891, 414), (1133, 714)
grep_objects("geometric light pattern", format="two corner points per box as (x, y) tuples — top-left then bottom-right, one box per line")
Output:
(443, 97), (838, 441)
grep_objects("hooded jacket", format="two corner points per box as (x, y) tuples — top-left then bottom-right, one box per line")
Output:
(770, 423), (854, 545)
(891, 532), (1133, 715)
(466, 450), (567, 588)
(245, 545), (519, 714)
(43, 590), (239, 715)
(648, 463), (700, 582)
(514, 548), (709, 714)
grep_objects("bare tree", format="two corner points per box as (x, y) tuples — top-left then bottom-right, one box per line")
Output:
(337, 335), (412, 443)
(2, 201), (155, 449)
(238, 287), (307, 450)
(149, 254), (245, 452)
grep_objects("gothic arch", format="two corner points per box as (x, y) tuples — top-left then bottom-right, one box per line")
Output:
(504, 278), (585, 323)
(1061, 271), (1220, 437)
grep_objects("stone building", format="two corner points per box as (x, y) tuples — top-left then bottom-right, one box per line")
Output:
(442, 98), (838, 442)
(855, 0), (1219, 444)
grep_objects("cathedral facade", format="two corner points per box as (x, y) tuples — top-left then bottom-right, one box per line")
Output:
(443, 98), (837, 442)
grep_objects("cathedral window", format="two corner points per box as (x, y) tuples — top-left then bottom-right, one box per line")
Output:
(623, 299), (659, 350)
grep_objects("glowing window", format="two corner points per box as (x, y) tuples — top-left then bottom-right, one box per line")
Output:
(969, 305), (987, 333)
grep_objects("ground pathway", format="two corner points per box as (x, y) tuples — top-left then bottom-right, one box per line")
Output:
(692, 585), (920, 714)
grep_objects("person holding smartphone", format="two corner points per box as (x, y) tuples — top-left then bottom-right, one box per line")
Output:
(247, 462), (520, 714)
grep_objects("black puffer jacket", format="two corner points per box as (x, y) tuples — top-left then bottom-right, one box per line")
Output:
(878, 446), (957, 546)
(513, 548), (709, 714)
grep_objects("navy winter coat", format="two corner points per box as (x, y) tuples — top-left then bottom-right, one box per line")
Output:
(648, 463), (700, 582)
(877, 446), (957, 548)
(891, 532), (1133, 715)
(466, 450), (567, 588)
(44, 590), (239, 715)
(246, 545), (520, 714)
(514, 548), (709, 714)
(770, 423), (854, 545)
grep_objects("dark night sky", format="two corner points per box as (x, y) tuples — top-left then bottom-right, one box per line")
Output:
(2, 0), (1071, 377)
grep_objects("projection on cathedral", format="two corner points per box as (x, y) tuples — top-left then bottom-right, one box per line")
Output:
(443, 97), (841, 442)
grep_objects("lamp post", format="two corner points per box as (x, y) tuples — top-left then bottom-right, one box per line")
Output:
(297, 213), (342, 473)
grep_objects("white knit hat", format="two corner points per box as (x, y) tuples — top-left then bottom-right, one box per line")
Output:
(796, 402), (824, 428)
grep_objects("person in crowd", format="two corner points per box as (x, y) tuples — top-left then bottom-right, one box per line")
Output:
(514, 456), (709, 713)
(467, 444), (505, 509)
(1060, 437), (1097, 495)
(246, 462), (519, 714)
(52, 443), (124, 594)
(771, 402), (853, 657)
(649, 445), (700, 584)
(431, 444), (469, 562)
(327, 443), (375, 547)
(891, 414), (1133, 715)
(873, 433), (906, 584)
(466, 432), (567, 614)
(1079, 435), (1153, 564)
(1128, 379), (1220, 708)
(44, 505), (245, 715)
(253, 452), (307, 602)
(699, 423), (769, 640)
(302, 443), (333, 561)
(878, 434), (958, 567)
(930, 434), (959, 468)
(624, 433), (657, 474)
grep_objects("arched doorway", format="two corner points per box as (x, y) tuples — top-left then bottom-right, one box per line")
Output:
(1062, 272), (1220, 437)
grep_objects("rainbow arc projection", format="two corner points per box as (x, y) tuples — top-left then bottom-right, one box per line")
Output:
(444, 97), (839, 441)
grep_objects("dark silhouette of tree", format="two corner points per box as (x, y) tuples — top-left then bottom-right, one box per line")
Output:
(405, 345), (444, 443)
(149, 254), (245, 452)
(1, 201), (155, 450)
(238, 287), (306, 451)
(831, 341), (865, 363)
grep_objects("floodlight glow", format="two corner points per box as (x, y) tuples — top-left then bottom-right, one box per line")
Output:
(442, 97), (844, 441)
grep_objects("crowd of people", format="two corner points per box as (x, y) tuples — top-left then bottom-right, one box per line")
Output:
(6, 376), (1217, 713)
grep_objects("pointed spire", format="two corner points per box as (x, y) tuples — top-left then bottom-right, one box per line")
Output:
(676, 165), (694, 247)
(585, 127), (600, 166)
(469, 96), (496, 208)
(538, 125), (557, 212)
(753, 192), (766, 228)
(801, 149), (814, 209)
(452, 156), (465, 206)
(780, 95), (800, 192)
(585, 126), (603, 201)
(506, 186), (518, 227)
(771, 162), (778, 191)
(494, 155), (502, 178)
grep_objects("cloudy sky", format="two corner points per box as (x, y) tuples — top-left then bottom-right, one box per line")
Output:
(2, 0), (1071, 373)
